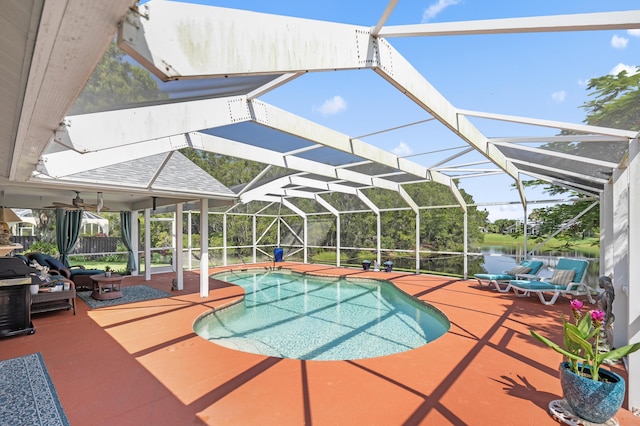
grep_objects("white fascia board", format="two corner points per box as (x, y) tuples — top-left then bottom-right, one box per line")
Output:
(119, 1), (374, 80)
(448, 183), (467, 212)
(398, 186), (419, 213)
(450, 171), (505, 180)
(459, 109), (638, 139)
(40, 135), (189, 177)
(246, 73), (304, 99)
(489, 135), (629, 144)
(239, 176), (291, 202)
(243, 195), (283, 204)
(378, 11), (640, 38)
(192, 132), (401, 190)
(282, 199), (306, 218)
(356, 191), (379, 214)
(511, 159), (608, 185)
(252, 100), (451, 186)
(522, 172), (601, 197)
(490, 141), (620, 168)
(289, 176), (359, 195)
(315, 196), (339, 216)
(282, 189), (319, 200)
(516, 179), (527, 210)
(62, 97), (248, 152)
(372, 39), (518, 181)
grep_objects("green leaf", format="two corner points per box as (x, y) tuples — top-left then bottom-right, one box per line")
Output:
(530, 330), (584, 361)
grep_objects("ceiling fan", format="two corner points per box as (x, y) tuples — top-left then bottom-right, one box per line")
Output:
(45, 191), (109, 212)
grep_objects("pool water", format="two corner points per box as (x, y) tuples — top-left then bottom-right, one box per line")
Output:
(194, 270), (450, 361)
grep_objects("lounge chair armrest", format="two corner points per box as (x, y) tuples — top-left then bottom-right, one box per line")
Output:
(515, 273), (541, 280)
(69, 264), (87, 270)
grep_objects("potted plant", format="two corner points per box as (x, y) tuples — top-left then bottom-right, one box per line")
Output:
(383, 260), (393, 272)
(104, 265), (112, 278)
(530, 300), (640, 423)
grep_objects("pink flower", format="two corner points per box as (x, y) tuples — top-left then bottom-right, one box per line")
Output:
(570, 300), (583, 311)
(590, 310), (605, 322)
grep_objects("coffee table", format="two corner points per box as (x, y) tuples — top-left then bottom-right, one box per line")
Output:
(90, 274), (123, 300)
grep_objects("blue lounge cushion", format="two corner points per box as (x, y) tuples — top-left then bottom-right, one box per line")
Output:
(474, 273), (514, 281)
(29, 252), (53, 268)
(46, 257), (67, 271)
(70, 269), (102, 276)
(474, 260), (544, 281)
(509, 280), (566, 291)
(519, 260), (545, 275)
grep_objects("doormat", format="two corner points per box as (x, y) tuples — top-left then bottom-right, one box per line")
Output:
(77, 285), (172, 309)
(0, 352), (70, 426)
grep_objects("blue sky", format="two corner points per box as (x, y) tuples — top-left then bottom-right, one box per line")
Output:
(169, 1), (639, 220)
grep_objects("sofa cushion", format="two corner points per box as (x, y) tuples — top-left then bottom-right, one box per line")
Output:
(29, 253), (53, 268)
(46, 257), (68, 272)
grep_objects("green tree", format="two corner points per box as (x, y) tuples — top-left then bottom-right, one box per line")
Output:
(69, 42), (168, 115)
(520, 67), (640, 240)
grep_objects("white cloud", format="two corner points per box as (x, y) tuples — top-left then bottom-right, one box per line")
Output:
(485, 205), (524, 222)
(422, 0), (461, 23)
(314, 95), (346, 116)
(627, 29), (640, 37)
(609, 63), (639, 76)
(577, 78), (590, 86)
(611, 35), (629, 49)
(391, 141), (413, 156)
(551, 90), (566, 103)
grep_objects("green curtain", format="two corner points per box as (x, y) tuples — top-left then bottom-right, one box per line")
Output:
(120, 211), (136, 272)
(56, 208), (83, 266)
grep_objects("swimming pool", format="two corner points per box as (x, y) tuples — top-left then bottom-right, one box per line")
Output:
(194, 270), (450, 360)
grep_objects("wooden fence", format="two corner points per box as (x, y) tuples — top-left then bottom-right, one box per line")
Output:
(12, 236), (120, 254)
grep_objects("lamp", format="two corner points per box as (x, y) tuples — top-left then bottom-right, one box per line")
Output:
(0, 207), (21, 224)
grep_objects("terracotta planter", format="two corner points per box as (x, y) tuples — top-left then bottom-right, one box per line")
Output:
(559, 361), (625, 423)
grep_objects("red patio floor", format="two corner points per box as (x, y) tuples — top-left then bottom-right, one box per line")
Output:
(1, 262), (638, 425)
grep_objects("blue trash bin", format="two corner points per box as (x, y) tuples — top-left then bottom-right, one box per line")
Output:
(274, 247), (284, 262)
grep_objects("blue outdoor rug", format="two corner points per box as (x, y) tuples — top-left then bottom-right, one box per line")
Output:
(77, 284), (172, 308)
(0, 353), (70, 426)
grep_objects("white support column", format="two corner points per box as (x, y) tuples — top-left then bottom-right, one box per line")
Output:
(376, 213), (381, 265)
(175, 203), (184, 290)
(336, 214), (341, 267)
(187, 211), (193, 270)
(611, 166), (629, 349)
(600, 183), (614, 275)
(315, 195), (340, 266)
(523, 204), (528, 257)
(222, 213), (227, 266)
(130, 210), (139, 276)
(626, 137), (640, 412)
(463, 210), (468, 280)
(415, 211), (420, 274)
(304, 216), (308, 263)
(200, 199), (209, 298)
(252, 214), (257, 263)
(144, 208), (151, 280)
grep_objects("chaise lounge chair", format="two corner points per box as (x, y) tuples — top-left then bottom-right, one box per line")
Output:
(506, 258), (595, 305)
(474, 259), (545, 292)
(25, 252), (103, 291)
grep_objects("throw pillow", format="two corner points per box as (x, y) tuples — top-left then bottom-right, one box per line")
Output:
(507, 265), (532, 275)
(549, 269), (576, 285)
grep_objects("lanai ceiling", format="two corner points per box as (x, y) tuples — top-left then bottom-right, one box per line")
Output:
(1, 0), (639, 214)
